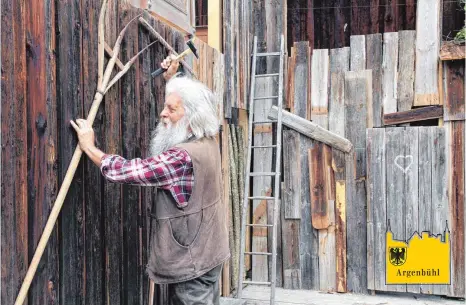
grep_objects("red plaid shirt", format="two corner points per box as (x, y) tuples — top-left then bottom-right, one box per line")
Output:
(100, 147), (194, 208)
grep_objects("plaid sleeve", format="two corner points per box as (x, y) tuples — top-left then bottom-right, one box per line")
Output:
(100, 148), (193, 192)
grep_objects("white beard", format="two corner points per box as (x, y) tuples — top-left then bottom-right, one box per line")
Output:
(149, 116), (190, 157)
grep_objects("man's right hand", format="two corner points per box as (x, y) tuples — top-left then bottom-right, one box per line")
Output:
(161, 54), (180, 81)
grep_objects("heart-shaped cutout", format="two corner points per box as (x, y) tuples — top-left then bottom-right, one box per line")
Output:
(394, 155), (414, 174)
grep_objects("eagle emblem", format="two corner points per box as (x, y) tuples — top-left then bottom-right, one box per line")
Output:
(389, 247), (407, 266)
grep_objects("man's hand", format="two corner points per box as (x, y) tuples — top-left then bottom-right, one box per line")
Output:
(161, 54), (180, 81)
(70, 118), (105, 167)
(70, 119), (95, 151)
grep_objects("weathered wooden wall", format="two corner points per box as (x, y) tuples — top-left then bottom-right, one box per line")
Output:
(287, 0), (464, 51)
(1, 1), (228, 304)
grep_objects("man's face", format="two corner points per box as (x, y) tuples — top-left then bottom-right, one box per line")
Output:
(160, 93), (185, 126)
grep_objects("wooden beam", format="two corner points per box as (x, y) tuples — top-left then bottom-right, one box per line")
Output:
(268, 106), (353, 153)
(208, 0), (222, 52)
(440, 41), (466, 61)
(383, 106), (443, 126)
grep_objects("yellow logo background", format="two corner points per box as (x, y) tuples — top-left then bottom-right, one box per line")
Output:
(386, 221), (450, 284)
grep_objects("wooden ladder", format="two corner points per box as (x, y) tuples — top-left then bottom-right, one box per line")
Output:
(236, 34), (285, 305)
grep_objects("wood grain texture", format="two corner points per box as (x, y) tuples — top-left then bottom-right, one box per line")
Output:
(350, 35), (365, 71)
(344, 70), (371, 294)
(283, 130), (302, 220)
(430, 127), (450, 296)
(397, 31), (416, 113)
(103, 1), (123, 304)
(404, 128), (420, 294)
(1, 0), (29, 303)
(366, 34), (383, 127)
(81, 0), (104, 303)
(446, 122), (466, 298)
(384, 127), (407, 293)
(443, 60), (465, 121)
(383, 106), (444, 126)
(221, 119), (231, 296)
(418, 127), (434, 295)
(439, 42), (466, 61)
(268, 106), (353, 153)
(382, 32), (398, 115)
(311, 49), (329, 128)
(366, 128), (386, 292)
(120, 5), (142, 304)
(222, 0), (232, 117)
(25, 0), (59, 303)
(329, 46), (349, 293)
(291, 42), (311, 120)
(414, 0), (440, 106)
(281, 176), (301, 289)
(57, 0), (85, 302)
(309, 145), (330, 230)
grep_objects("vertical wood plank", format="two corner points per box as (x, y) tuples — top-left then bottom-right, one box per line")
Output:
(344, 70), (371, 294)
(366, 34), (383, 127)
(57, 0), (84, 302)
(1, 0), (28, 303)
(404, 128), (420, 294)
(384, 127), (407, 293)
(291, 42), (311, 120)
(222, 0), (232, 117)
(282, 130), (302, 289)
(350, 0), (371, 36)
(329, 46), (350, 293)
(26, 0), (59, 303)
(311, 49), (329, 128)
(139, 13), (156, 305)
(443, 61), (465, 122)
(397, 31), (416, 113)
(309, 144), (330, 230)
(350, 35), (366, 71)
(382, 0), (398, 32)
(447, 122), (465, 297)
(288, 45), (319, 289)
(366, 128), (386, 292)
(283, 129), (301, 220)
(103, 1), (123, 304)
(431, 127), (450, 296)
(382, 32), (399, 116)
(120, 4), (141, 304)
(414, 0), (441, 106)
(334, 0), (351, 48)
(81, 0), (104, 303)
(418, 127), (433, 295)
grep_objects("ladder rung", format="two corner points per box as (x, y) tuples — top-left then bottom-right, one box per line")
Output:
(246, 223), (274, 227)
(254, 96), (279, 100)
(243, 280), (272, 285)
(255, 52), (280, 57)
(244, 251), (272, 256)
(248, 196), (275, 200)
(255, 73), (279, 78)
(249, 172), (278, 177)
(251, 145), (277, 149)
(252, 120), (277, 124)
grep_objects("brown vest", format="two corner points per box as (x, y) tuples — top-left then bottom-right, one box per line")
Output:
(146, 137), (230, 284)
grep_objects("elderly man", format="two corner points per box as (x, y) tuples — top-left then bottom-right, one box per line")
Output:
(71, 56), (230, 305)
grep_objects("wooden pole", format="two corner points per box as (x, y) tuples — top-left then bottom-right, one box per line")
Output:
(13, 3), (156, 304)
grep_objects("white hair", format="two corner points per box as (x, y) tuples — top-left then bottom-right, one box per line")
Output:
(148, 75), (220, 157)
(165, 75), (220, 138)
